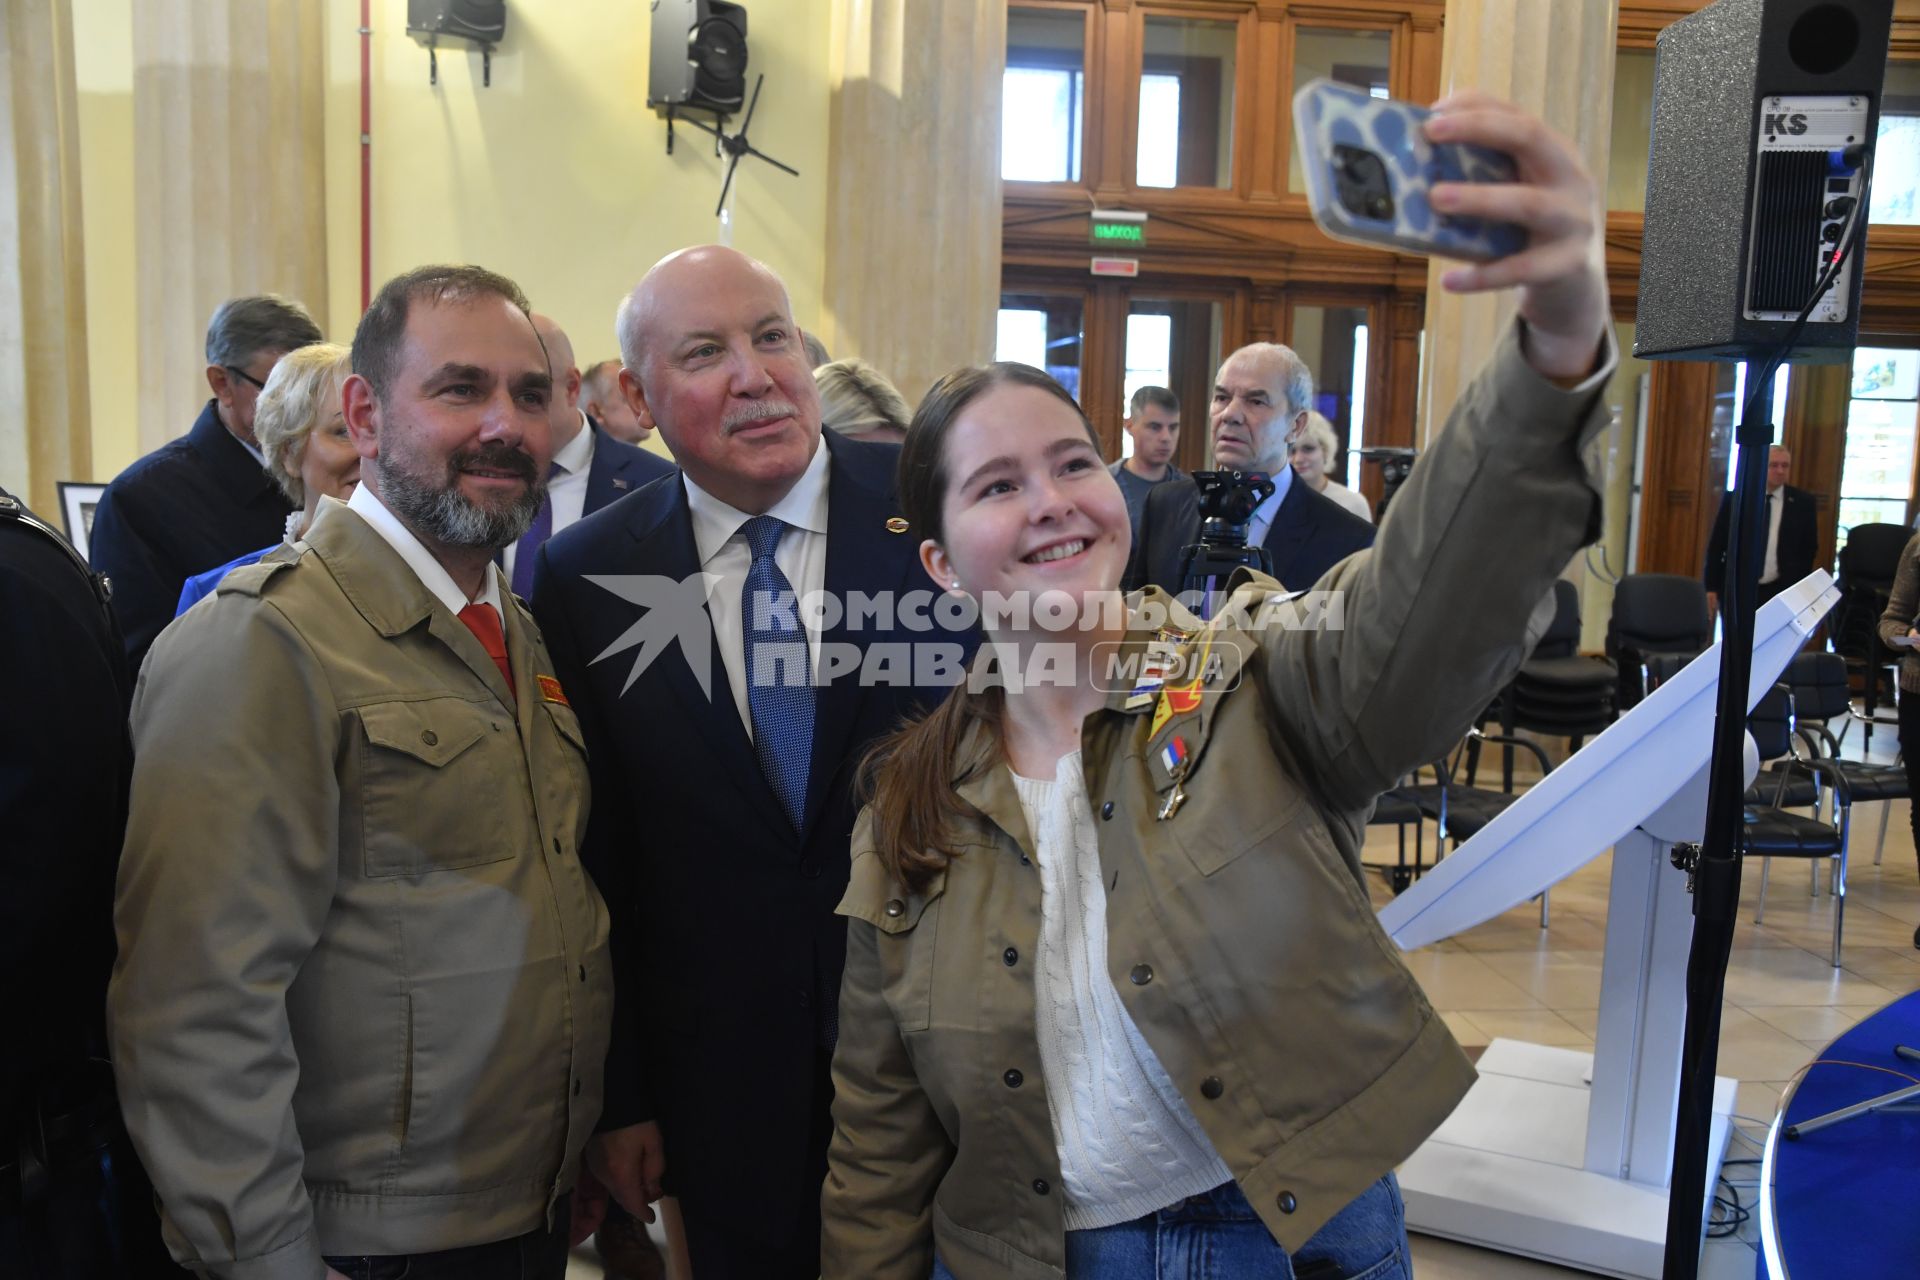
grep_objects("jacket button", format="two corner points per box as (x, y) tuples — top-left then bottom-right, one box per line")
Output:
(800, 860), (822, 879)
(1130, 964), (1154, 986)
(1003, 947), (1019, 967)
(1003, 1069), (1023, 1089)
(421, 730), (438, 746)
(578, 964), (587, 983)
(884, 899), (905, 918)
(573, 1079), (582, 1097)
(1101, 801), (1115, 820)
(1032, 1179), (1050, 1196)
(1277, 1191), (1297, 1214)
(553, 838), (562, 855)
(1200, 1076), (1224, 1100)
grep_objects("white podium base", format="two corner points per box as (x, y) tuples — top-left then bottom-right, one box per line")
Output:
(1399, 1039), (1736, 1279)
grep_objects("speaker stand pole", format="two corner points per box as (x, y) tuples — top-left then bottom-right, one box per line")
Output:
(1663, 364), (1775, 1278)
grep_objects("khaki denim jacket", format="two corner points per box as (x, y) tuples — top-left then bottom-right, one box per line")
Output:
(109, 501), (612, 1280)
(822, 323), (1611, 1279)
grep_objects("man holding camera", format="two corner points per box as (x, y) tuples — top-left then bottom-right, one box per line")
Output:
(1125, 342), (1375, 596)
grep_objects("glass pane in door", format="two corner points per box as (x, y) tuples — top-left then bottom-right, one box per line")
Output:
(997, 292), (1085, 400)
(1123, 298), (1222, 466)
(1286, 305), (1371, 489)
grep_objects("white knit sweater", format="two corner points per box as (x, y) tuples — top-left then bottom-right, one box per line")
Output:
(1012, 752), (1234, 1230)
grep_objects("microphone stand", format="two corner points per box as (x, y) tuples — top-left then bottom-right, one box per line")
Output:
(1661, 365), (1774, 1278)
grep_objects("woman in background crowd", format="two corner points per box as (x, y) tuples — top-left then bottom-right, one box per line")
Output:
(816, 357), (914, 444)
(1290, 410), (1373, 523)
(174, 343), (354, 614)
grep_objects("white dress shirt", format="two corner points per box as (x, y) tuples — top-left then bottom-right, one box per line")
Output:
(501, 409), (597, 580)
(1245, 460), (1293, 549)
(344, 483), (504, 618)
(683, 439), (831, 739)
(1762, 486), (1784, 585)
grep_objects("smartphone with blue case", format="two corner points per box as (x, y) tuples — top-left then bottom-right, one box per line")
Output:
(1292, 77), (1526, 263)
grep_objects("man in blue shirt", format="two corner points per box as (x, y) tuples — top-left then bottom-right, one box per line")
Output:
(1108, 385), (1182, 539)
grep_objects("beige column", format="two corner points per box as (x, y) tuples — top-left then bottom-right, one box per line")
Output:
(1418, 0), (1618, 447)
(1, 0), (92, 515)
(132, 0), (327, 453)
(823, 0), (1003, 404)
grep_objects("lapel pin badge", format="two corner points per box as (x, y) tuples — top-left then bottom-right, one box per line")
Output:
(885, 516), (909, 534)
(612, 478), (631, 491)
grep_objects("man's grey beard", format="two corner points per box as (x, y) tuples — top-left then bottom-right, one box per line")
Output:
(376, 450), (544, 550)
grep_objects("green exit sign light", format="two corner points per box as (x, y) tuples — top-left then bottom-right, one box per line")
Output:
(1090, 209), (1147, 246)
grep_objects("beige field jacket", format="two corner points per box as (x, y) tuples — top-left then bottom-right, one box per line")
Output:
(823, 323), (1611, 1279)
(109, 502), (612, 1280)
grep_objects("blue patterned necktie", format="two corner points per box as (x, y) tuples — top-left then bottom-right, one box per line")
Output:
(740, 515), (814, 830)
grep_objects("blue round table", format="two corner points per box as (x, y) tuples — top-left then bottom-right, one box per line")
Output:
(1759, 988), (1920, 1279)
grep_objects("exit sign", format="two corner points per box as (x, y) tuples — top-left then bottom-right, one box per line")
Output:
(1090, 256), (1139, 278)
(1090, 209), (1147, 247)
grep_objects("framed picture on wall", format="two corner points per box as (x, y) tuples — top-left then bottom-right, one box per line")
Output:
(58, 481), (107, 560)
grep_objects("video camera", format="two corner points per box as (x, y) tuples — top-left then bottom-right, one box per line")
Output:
(1177, 469), (1276, 616)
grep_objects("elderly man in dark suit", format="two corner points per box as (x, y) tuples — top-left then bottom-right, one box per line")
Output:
(1127, 341), (1374, 602)
(1703, 443), (1818, 611)
(531, 246), (971, 1280)
(88, 294), (324, 678)
(501, 316), (676, 602)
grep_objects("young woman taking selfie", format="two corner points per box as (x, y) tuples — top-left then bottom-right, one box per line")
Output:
(822, 94), (1614, 1280)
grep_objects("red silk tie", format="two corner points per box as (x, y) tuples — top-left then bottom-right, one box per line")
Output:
(458, 602), (515, 697)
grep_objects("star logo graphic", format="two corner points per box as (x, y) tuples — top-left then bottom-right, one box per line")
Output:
(583, 573), (721, 697)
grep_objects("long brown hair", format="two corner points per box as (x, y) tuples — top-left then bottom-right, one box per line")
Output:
(861, 362), (1097, 894)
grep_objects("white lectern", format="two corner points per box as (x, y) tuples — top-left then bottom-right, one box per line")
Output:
(1377, 571), (1839, 1278)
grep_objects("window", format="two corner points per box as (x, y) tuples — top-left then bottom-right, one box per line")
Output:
(1716, 362), (1792, 493)
(996, 292), (1086, 400)
(1288, 28), (1392, 194)
(1137, 16), (1238, 189)
(1121, 298), (1221, 462)
(1871, 60), (1920, 225)
(1837, 347), (1920, 549)
(1004, 8), (1086, 183)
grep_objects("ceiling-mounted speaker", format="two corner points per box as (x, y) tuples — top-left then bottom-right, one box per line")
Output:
(649, 0), (750, 115)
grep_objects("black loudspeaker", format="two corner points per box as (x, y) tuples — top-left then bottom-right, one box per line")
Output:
(406, 0), (506, 46)
(649, 0), (750, 115)
(1634, 0), (1892, 363)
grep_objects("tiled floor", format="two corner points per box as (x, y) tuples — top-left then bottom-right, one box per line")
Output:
(570, 716), (1920, 1278)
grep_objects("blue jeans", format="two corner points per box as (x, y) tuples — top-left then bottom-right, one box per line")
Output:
(933, 1175), (1409, 1280)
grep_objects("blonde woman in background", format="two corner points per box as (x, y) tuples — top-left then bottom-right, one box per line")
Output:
(174, 343), (355, 614)
(816, 357), (913, 444)
(1289, 411), (1373, 523)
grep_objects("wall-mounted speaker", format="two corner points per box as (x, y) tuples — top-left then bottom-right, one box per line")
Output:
(1634, 0), (1892, 363)
(649, 0), (750, 116)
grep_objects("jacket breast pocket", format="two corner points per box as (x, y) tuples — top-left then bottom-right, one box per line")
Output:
(358, 698), (517, 878)
(873, 892), (942, 1034)
(1170, 780), (1304, 878)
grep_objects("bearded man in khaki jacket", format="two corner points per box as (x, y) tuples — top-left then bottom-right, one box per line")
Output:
(109, 265), (613, 1280)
